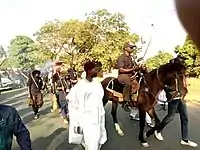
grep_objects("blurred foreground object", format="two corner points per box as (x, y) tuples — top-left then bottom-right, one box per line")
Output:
(175, 0), (200, 48)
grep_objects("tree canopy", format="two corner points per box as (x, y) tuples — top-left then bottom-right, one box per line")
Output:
(175, 35), (200, 77)
(145, 51), (173, 70)
(34, 9), (141, 71)
(7, 35), (42, 70)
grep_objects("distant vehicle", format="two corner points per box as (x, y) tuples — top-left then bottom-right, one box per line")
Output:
(0, 77), (22, 91)
(0, 77), (14, 91)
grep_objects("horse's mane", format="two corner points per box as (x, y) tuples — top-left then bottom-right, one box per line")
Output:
(147, 61), (185, 77)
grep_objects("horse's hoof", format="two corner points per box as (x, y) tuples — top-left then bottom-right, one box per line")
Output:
(118, 131), (124, 136)
(141, 142), (149, 148)
(115, 123), (124, 136)
(144, 132), (147, 139)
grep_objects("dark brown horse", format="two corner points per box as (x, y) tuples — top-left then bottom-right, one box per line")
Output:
(101, 57), (187, 147)
(101, 69), (146, 136)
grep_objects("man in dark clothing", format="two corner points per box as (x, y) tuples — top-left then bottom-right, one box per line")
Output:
(27, 70), (43, 119)
(0, 105), (32, 150)
(116, 42), (141, 109)
(67, 66), (78, 89)
(152, 67), (197, 147)
(52, 68), (69, 124)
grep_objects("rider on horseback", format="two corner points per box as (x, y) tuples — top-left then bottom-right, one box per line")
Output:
(116, 42), (142, 110)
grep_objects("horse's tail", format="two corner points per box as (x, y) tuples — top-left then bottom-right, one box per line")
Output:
(101, 77), (115, 106)
(101, 77), (114, 89)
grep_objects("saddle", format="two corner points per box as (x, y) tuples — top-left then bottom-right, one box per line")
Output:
(106, 76), (141, 102)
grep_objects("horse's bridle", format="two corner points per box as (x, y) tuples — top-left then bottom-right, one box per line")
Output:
(156, 67), (182, 102)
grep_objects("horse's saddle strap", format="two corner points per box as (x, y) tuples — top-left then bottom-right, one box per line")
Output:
(106, 87), (123, 98)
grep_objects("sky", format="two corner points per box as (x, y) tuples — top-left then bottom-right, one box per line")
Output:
(0, 0), (187, 58)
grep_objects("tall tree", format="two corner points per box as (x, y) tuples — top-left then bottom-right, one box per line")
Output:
(35, 9), (142, 71)
(8, 36), (40, 69)
(175, 35), (200, 76)
(35, 19), (96, 64)
(145, 51), (173, 70)
(86, 9), (140, 71)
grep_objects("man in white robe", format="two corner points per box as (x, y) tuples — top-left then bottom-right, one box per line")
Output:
(67, 61), (107, 150)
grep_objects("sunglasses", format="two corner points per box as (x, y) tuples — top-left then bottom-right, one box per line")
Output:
(130, 46), (137, 49)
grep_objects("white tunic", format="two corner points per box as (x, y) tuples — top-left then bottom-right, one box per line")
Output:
(67, 78), (107, 150)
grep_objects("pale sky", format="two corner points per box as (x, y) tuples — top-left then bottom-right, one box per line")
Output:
(0, 0), (187, 58)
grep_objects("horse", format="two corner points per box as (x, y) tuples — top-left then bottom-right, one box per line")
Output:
(101, 68), (148, 136)
(136, 57), (187, 147)
(101, 57), (186, 147)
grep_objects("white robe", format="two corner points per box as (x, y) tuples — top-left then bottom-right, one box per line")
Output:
(67, 78), (107, 150)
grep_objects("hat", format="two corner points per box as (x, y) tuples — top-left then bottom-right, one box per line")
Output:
(123, 42), (136, 49)
(32, 70), (41, 76)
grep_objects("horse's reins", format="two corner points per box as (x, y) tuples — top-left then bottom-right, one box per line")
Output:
(155, 67), (182, 111)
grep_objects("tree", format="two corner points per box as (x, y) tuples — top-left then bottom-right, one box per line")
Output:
(35, 19), (96, 64)
(0, 45), (7, 59)
(85, 9), (140, 71)
(145, 51), (173, 70)
(34, 9), (142, 71)
(8, 36), (41, 69)
(175, 35), (200, 77)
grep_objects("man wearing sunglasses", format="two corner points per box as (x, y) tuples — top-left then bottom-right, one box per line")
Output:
(116, 42), (142, 111)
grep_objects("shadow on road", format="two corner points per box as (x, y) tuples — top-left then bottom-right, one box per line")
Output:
(23, 106), (51, 124)
(31, 128), (66, 150)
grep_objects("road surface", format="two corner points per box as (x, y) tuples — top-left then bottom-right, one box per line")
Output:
(0, 90), (199, 150)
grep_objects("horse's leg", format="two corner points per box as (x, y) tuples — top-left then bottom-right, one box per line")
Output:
(111, 101), (124, 136)
(138, 106), (149, 147)
(146, 108), (161, 138)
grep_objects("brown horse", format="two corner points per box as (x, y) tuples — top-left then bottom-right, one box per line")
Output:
(101, 69), (146, 136)
(101, 57), (186, 147)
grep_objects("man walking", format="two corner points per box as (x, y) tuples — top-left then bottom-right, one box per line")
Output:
(153, 75), (197, 147)
(67, 61), (107, 150)
(0, 104), (32, 150)
(27, 70), (44, 119)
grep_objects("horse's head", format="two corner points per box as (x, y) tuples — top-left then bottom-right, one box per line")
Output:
(159, 57), (187, 99)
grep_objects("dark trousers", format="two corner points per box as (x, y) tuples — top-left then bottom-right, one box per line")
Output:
(31, 92), (43, 115)
(55, 92), (61, 108)
(58, 91), (68, 119)
(118, 74), (131, 101)
(157, 99), (188, 140)
(32, 105), (38, 115)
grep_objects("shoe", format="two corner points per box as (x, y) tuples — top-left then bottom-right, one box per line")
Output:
(34, 114), (39, 119)
(180, 140), (198, 147)
(63, 119), (68, 124)
(154, 130), (164, 141)
(147, 123), (155, 128)
(129, 114), (140, 121)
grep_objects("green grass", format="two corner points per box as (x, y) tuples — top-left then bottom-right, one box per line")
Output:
(185, 78), (200, 104)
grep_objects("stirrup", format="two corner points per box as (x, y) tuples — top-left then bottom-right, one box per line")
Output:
(122, 102), (131, 112)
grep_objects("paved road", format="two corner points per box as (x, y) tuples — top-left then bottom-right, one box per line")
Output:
(1, 90), (199, 150)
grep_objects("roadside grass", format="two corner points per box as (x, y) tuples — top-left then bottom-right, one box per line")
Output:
(185, 78), (200, 104)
